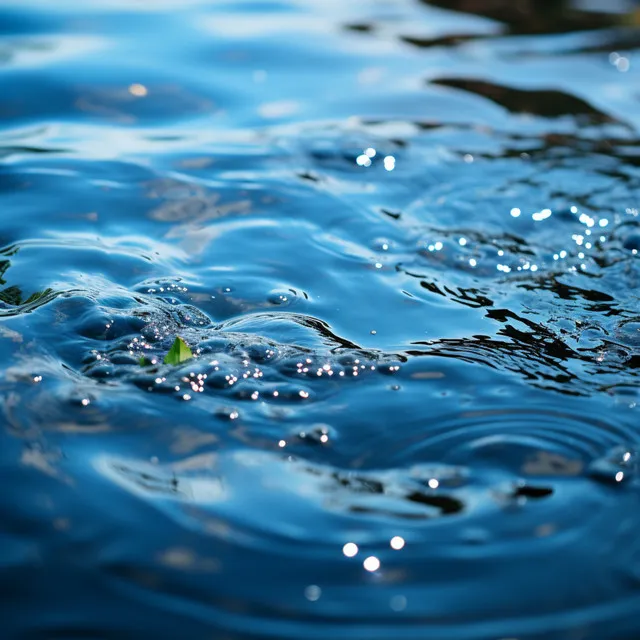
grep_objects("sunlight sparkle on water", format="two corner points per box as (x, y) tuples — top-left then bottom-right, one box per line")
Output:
(610, 52), (630, 72)
(128, 83), (148, 97)
(390, 536), (405, 550)
(532, 209), (552, 221)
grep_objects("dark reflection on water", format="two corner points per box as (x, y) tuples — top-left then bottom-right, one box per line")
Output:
(421, 0), (636, 35)
(0, 0), (640, 638)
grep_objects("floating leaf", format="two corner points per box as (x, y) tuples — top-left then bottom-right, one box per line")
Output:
(164, 336), (193, 365)
(139, 356), (152, 367)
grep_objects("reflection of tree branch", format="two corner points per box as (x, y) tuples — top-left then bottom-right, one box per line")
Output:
(0, 286), (53, 307)
(220, 311), (365, 351)
(420, 0), (635, 35)
(407, 335), (583, 395)
(0, 246), (56, 310)
(0, 286), (23, 306)
(0, 259), (10, 285)
(431, 78), (624, 127)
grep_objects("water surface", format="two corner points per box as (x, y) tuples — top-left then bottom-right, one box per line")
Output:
(1, 1), (640, 638)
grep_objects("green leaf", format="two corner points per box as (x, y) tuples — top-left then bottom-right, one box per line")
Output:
(139, 356), (152, 367)
(163, 336), (193, 365)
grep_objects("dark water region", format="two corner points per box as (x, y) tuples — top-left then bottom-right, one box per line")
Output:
(0, 0), (640, 638)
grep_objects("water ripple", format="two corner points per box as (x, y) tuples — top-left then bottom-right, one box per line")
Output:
(1, 1), (640, 639)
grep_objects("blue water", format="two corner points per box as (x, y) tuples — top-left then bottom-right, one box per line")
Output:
(1, 1), (640, 638)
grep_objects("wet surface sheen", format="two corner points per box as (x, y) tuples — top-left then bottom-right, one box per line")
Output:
(1, 1), (640, 639)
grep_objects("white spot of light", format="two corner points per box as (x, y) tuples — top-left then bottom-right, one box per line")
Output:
(390, 536), (405, 550)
